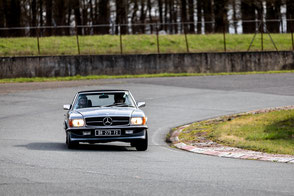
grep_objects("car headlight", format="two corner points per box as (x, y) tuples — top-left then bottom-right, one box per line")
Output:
(69, 119), (85, 127)
(130, 117), (147, 125)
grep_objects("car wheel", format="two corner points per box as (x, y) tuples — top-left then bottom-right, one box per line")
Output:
(66, 132), (79, 149)
(135, 131), (148, 151)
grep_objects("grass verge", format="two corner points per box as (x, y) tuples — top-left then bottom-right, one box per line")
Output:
(1, 70), (294, 83)
(0, 33), (293, 56)
(179, 108), (294, 155)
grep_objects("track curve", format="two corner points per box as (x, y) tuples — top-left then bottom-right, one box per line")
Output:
(0, 73), (294, 195)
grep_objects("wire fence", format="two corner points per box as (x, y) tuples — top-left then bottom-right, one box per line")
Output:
(0, 20), (294, 56)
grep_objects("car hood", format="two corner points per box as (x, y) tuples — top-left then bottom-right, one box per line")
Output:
(73, 107), (140, 118)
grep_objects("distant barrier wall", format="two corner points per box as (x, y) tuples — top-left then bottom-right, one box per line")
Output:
(0, 51), (293, 78)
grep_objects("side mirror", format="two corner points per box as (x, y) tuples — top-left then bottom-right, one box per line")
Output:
(137, 102), (146, 108)
(63, 104), (71, 110)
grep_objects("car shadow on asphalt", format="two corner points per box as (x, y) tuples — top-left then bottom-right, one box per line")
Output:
(15, 142), (135, 152)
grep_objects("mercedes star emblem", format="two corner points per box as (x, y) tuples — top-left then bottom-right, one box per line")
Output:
(103, 117), (113, 126)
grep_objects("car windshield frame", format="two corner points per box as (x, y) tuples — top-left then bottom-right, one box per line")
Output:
(72, 91), (136, 110)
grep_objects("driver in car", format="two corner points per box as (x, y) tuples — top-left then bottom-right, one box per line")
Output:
(114, 93), (125, 104)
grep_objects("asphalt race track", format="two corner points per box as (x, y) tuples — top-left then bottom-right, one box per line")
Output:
(0, 74), (294, 196)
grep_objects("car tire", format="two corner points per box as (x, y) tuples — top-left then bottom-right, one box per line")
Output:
(66, 132), (79, 149)
(135, 131), (148, 151)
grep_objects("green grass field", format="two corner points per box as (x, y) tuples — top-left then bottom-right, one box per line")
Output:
(179, 109), (294, 155)
(0, 33), (293, 56)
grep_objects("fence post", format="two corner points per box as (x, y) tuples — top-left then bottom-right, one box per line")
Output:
(156, 23), (160, 54)
(261, 20), (264, 51)
(223, 23), (227, 52)
(119, 25), (123, 55)
(267, 31), (278, 51)
(183, 23), (190, 53)
(291, 18), (294, 51)
(75, 26), (80, 55)
(36, 27), (40, 55)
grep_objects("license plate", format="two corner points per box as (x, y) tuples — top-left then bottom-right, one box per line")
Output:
(95, 129), (121, 136)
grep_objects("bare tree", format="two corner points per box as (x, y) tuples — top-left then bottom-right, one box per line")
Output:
(188, 0), (195, 33)
(181, 0), (187, 32)
(147, 0), (153, 33)
(116, 0), (128, 34)
(197, 0), (202, 34)
(266, 0), (281, 33)
(231, 0), (238, 33)
(172, 0), (178, 34)
(31, 0), (37, 36)
(203, 0), (213, 33)
(164, 0), (168, 31)
(0, 0), (5, 36)
(140, 0), (147, 33)
(98, 0), (110, 34)
(73, 0), (81, 35)
(241, 0), (257, 33)
(54, 0), (67, 35)
(286, 0), (294, 33)
(158, 0), (163, 30)
(130, 0), (139, 33)
(65, 0), (72, 35)
(39, 0), (44, 33)
(45, 0), (53, 35)
(169, 0), (175, 33)
(214, 0), (228, 33)
(0, 0), (292, 37)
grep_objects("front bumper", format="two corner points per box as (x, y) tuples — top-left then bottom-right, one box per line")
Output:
(66, 126), (147, 143)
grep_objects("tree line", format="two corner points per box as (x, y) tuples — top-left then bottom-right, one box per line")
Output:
(0, 0), (294, 37)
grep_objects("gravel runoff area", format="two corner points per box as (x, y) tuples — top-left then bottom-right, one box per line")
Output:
(169, 105), (294, 164)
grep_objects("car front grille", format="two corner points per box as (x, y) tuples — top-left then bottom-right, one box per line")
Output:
(85, 117), (129, 126)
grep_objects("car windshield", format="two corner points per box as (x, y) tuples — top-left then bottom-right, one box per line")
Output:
(73, 92), (136, 109)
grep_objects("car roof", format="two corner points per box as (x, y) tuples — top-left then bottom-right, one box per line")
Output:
(78, 90), (129, 94)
